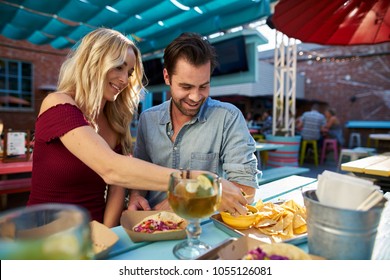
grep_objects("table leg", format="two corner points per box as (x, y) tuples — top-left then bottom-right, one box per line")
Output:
(0, 194), (7, 210)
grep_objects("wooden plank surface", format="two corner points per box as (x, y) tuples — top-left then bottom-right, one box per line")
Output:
(341, 155), (390, 177)
(369, 134), (390, 141)
(364, 158), (390, 176)
(258, 167), (309, 185)
(346, 121), (390, 129)
(255, 143), (285, 151)
(0, 160), (33, 175)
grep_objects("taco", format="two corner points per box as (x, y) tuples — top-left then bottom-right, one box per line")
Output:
(132, 211), (185, 234)
(242, 243), (312, 260)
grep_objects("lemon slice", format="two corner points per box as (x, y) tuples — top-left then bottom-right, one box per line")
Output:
(185, 181), (199, 193)
(174, 182), (187, 196)
(43, 234), (80, 258)
(197, 174), (213, 189)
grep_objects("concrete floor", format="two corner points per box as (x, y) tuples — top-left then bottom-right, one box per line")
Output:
(301, 158), (343, 179)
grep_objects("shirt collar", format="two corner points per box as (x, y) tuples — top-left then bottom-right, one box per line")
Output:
(197, 97), (209, 123)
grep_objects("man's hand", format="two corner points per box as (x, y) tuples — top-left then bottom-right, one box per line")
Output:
(127, 190), (151, 211)
(234, 183), (256, 205)
(152, 199), (172, 211)
(218, 178), (248, 216)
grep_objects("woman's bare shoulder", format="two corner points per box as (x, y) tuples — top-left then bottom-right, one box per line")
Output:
(39, 92), (76, 115)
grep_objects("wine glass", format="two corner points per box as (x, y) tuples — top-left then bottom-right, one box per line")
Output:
(168, 170), (222, 259)
(0, 203), (93, 259)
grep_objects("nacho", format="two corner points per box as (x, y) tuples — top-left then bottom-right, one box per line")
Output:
(253, 199), (307, 241)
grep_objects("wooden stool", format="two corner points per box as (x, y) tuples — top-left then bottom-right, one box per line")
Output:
(300, 139), (319, 166)
(252, 134), (264, 142)
(320, 139), (338, 164)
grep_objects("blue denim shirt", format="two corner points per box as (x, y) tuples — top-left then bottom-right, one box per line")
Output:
(134, 97), (260, 207)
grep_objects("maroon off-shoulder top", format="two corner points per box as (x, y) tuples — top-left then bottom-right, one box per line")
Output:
(28, 104), (121, 222)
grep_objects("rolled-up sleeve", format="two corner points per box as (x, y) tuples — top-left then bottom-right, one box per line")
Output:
(221, 109), (260, 189)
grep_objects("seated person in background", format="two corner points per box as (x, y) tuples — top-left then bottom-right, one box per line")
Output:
(296, 103), (326, 149)
(128, 32), (260, 211)
(322, 107), (344, 148)
(28, 28), (249, 227)
(246, 112), (255, 128)
(260, 110), (273, 135)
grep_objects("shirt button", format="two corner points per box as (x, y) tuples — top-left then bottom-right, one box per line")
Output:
(173, 146), (177, 151)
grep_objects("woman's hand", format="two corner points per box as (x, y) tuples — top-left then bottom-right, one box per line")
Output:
(218, 178), (248, 216)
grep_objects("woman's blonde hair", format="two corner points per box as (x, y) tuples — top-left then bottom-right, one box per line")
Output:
(57, 28), (145, 155)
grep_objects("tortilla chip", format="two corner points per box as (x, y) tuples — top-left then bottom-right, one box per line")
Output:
(294, 225), (307, 235)
(255, 218), (278, 227)
(252, 199), (308, 240)
(293, 214), (307, 229)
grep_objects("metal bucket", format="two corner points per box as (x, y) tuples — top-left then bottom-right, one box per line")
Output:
(303, 190), (385, 260)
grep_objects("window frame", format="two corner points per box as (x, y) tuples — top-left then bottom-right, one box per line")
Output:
(0, 58), (34, 113)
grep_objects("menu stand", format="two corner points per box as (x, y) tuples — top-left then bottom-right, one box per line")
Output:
(2, 129), (31, 163)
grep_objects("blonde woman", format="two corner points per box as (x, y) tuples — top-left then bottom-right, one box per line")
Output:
(27, 28), (247, 227)
(322, 107), (344, 147)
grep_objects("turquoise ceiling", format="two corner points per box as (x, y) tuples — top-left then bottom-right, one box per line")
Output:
(0, 0), (273, 54)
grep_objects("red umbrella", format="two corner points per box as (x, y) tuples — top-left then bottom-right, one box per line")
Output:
(271, 0), (390, 45)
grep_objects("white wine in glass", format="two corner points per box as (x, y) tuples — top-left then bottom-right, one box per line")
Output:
(168, 170), (221, 259)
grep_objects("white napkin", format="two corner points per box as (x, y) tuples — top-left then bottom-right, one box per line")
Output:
(316, 170), (380, 210)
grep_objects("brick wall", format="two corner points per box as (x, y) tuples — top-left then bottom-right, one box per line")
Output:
(296, 42), (390, 146)
(0, 35), (67, 132)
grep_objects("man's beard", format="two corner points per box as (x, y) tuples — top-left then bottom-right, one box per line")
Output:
(172, 98), (203, 117)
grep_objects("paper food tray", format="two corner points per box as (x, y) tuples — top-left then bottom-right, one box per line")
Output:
(90, 220), (119, 259)
(120, 210), (187, 243)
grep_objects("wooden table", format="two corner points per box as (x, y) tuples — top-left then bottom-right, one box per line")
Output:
(370, 134), (390, 141)
(341, 154), (390, 177)
(341, 154), (390, 191)
(107, 175), (316, 260)
(369, 133), (390, 152)
(106, 175), (390, 260)
(0, 160), (33, 177)
(346, 121), (390, 130)
(346, 121), (390, 148)
(0, 160), (33, 208)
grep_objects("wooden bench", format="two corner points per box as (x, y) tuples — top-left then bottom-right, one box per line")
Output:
(258, 166), (310, 185)
(0, 177), (32, 195)
(0, 177), (32, 209)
